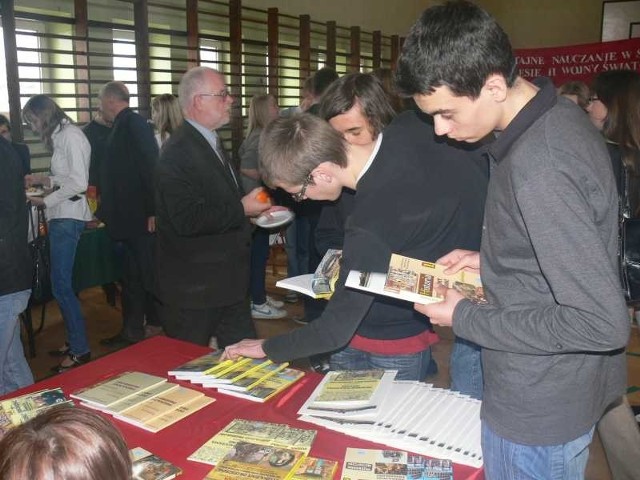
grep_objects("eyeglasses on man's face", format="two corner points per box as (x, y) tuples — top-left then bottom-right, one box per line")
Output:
(291, 173), (313, 202)
(197, 89), (233, 100)
(588, 96), (599, 103)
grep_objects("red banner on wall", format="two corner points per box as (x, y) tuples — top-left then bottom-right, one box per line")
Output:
(514, 37), (640, 86)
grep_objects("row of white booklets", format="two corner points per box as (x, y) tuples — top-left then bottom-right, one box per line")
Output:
(297, 369), (483, 468)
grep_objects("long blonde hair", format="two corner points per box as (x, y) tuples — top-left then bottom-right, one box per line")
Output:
(247, 94), (277, 137)
(22, 95), (72, 151)
(151, 93), (183, 144)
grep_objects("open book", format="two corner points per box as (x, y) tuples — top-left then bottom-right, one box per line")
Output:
(346, 253), (486, 305)
(276, 249), (342, 299)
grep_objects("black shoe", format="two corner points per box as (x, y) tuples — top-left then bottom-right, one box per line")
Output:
(48, 342), (70, 357)
(293, 316), (309, 325)
(99, 333), (135, 348)
(52, 352), (91, 373)
(309, 354), (331, 374)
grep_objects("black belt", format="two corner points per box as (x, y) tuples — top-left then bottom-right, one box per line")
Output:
(52, 186), (85, 202)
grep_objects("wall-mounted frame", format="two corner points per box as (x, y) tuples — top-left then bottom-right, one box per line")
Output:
(602, 0), (640, 41)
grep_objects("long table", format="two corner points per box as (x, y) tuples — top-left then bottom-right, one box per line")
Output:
(1, 337), (484, 480)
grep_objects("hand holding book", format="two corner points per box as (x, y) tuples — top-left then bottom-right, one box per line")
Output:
(437, 249), (480, 275)
(413, 249), (481, 328)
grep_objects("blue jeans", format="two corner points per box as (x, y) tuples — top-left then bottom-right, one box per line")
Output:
(329, 345), (432, 381)
(284, 216), (310, 277)
(450, 337), (483, 400)
(482, 422), (594, 480)
(249, 228), (270, 305)
(49, 219), (89, 356)
(0, 289), (34, 395)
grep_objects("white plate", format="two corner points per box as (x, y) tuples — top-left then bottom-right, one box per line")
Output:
(256, 209), (295, 229)
(25, 188), (45, 197)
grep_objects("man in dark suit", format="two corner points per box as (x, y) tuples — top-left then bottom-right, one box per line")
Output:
(97, 81), (160, 346)
(155, 67), (272, 347)
(0, 114), (31, 175)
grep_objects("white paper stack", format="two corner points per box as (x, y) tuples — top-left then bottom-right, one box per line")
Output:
(299, 379), (482, 468)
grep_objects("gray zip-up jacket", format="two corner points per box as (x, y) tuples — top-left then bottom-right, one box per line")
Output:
(454, 78), (630, 446)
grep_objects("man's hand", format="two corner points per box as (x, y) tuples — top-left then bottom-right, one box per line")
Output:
(221, 339), (267, 361)
(242, 187), (273, 217)
(414, 287), (465, 327)
(438, 249), (480, 275)
(147, 216), (156, 233)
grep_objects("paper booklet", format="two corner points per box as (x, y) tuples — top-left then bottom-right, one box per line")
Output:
(346, 253), (486, 305)
(291, 457), (338, 480)
(299, 381), (483, 468)
(167, 351), (225, 378)
(215, 366), (305, 403)
(204, 441), (306, 480)
(193, 358), (273, 386)
(297, 370), (396, 419)
(70, 371), (168, 408)
(130, 446), (182, 480)
(188, 419), (317, 467)
(114, 386), (206, 427)
(339, 448), (453, 480)
(0, 388), (73, 434)
(276, 249), (342, 299)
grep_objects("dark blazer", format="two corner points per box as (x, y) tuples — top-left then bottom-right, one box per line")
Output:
(155, 121), (251, 309)
(96, 108), (158, 240)
(0, 137), (32, 296)
(11, 142), (31, 175)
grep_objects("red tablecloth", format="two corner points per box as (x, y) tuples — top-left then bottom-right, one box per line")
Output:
(2, 337), (484, 480)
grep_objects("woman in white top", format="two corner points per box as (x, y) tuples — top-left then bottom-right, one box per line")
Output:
(151, 93), (183, 148)
(23, 95), (92, 373)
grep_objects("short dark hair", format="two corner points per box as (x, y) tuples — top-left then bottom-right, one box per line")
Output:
(319, 73), (396, 138)
(0, 406), (131, 480)
(259, 114), (347, 187)
(312, 67), (339, 97)
(396, 0), (517, 99)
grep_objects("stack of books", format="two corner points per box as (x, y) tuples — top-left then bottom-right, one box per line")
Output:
(0, 388), (72, 435)
(188, 418), (336, 480)
(130, 447), (182, 479)
(298, 369), (397, 423)
(71, 371), (214, 432)
(298, 378), (483, 468)
(168, 353), (305, 403)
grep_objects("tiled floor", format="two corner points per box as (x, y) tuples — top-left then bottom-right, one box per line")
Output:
(21, 248), (640, 479)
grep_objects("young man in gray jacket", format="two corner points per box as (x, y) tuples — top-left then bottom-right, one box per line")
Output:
(396, 1), (630, 479)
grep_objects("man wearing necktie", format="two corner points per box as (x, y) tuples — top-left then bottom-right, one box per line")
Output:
(155, 67), (272, 347)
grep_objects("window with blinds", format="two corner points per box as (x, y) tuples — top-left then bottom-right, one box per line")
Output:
(2, 0), (401, 171)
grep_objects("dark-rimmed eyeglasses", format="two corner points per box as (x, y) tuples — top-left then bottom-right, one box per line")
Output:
(588, 96), (599, 103)
(198, 90), (232, 100)
(291, 173), (313, 202)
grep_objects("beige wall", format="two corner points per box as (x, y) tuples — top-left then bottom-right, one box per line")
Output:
(242, 0), (429, 36)
(477, 0), (604, 48)
(244, 0), (607, 48)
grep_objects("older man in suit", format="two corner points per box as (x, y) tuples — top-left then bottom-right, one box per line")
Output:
(97, 81), (160, 347)
(155, 67), (272, 347)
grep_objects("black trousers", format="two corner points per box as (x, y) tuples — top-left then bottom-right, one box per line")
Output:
(120, 233), (159, 341)
(160, 298), (256, 348)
